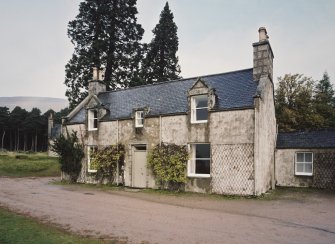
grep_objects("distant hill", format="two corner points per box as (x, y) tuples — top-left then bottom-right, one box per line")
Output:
(0, 96), (68, 113)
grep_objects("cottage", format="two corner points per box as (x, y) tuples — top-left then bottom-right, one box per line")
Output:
(275, 129), (335, 189)
(62, 27), (276, 196)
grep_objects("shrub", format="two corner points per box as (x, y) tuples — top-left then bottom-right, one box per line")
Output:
(147, 143), (188, 191)
(90, 144), (125, 184)
(51, 131), (84, 183)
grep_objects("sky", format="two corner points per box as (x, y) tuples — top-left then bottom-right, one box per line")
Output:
(0, 0), (334, 99)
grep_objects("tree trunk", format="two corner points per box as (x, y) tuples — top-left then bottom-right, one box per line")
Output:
(1, 129), (5, 150)
(23, 133), (27, 152)
(17, 128), (20, 151)
(31, 135), (34, 152)
(35, 130), (37, 152)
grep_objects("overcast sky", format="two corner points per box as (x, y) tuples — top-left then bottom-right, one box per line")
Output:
(0, 0), (334, 99)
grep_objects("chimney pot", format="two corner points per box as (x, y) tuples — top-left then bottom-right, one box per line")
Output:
(258, 27), (268, 41)
(93, 67), (98, 80)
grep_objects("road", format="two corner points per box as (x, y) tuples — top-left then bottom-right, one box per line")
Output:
(0, 177), (335, 243)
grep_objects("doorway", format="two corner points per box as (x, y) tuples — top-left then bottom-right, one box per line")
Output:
(132, 144), (147, 188)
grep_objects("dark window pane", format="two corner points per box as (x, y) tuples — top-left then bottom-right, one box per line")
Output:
(196, 144), (210, 158)
(305, 153), (312, 162)
(296, 153), (304, 162)
(296, 163), (304, 172)
(196, 96), (208, 108)
(195, 159), (210, 174)
(196, 108), (208, 120)
(305, 163), (312, 173)
(93, 118), (98, 128)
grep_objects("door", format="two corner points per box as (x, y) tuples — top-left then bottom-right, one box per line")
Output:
(132, 145), (147, 188)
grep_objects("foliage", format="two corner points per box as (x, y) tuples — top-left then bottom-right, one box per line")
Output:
(90, 144), (125, 184)
(275, 72), (335, 131)
(141, 2), (181, 84)
(65, 0), (144, 109)
(0, 152), (60, 177)
(0, 207), (114, 244)
(51, 130), (84, 183)
(313, 72), (335, 127)
(147, 143), (188, 191)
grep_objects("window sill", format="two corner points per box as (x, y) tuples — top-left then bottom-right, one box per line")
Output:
(191, 120), (208, 124)
(88, 169), (97, 173)
(187, 174), (211, 178)
(295, 172), (313, 176)
(88, 128), (98, 131)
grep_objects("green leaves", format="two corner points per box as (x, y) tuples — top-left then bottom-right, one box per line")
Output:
(275, 72), (335, 131)
(65, 0), (144, 108)
(90, 144), (125, 184)
(147, 143), (188, 191)
(51, 130), (84, 183)
(141, 2), (181, 84)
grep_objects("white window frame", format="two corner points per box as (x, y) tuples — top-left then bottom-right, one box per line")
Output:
(135, 110), (144, 128)
(191, 95), (208, 124)
(295, 152), (313, 176)
(88, 110), (98, 131)
(188, 143), (211, 178)
(87, 146), (98, 173)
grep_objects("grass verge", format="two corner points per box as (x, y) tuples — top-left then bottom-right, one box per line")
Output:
(0, 152), (60, 177)
(0, 207), (114, 244)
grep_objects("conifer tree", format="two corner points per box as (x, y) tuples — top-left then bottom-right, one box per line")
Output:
(65, 0), (144, 109)
(141, 2), (181, 84)
(314, 72), (335, 127)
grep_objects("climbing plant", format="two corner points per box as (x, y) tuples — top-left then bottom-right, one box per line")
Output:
(90, 144), (125, 184)
(147, 143), (188, 191)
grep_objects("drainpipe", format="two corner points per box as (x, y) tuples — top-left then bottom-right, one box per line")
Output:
(116, 120), (119, 185)
(159, 116), (162, 146)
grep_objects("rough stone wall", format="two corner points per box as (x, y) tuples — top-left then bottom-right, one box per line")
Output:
(254, 75), (276, 195)
(64, 109), (259, 195)
(275, 148), (335, 189)
(209, 110), (255, 195)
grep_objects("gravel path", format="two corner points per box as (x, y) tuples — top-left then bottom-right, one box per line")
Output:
(0, 177), (335, 243)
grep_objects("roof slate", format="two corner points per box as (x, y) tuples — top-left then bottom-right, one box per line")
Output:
(69, 68), (257, 123)
(276, 129), (335, 149)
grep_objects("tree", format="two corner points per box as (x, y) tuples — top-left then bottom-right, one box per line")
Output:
(314, 72), (335, 127)
(9, 106), (28, 151)
(275, 74), (321, 131)
(0, 107), (9, 150)
(51, 130), (84, 183)
(65, 0), (144, 109)
(141, 2), (181, 84)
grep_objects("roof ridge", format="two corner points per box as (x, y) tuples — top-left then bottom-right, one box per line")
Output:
(99, 68), (253, 95)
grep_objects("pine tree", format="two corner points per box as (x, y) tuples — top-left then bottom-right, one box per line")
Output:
(141, 2), (181, 84)
(65, 0), (144, 109)
(314, 72), (335, 127)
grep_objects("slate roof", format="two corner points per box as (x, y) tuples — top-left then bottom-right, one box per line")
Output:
(276, 129), (335, 149)
(68, 68), (257, 123)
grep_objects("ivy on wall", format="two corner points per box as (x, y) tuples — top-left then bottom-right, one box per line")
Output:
(148, 143), (188, 191)
(90, 144), (125, 184)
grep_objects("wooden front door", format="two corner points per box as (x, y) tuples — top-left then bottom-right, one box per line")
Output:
(132, 145), (147, 188)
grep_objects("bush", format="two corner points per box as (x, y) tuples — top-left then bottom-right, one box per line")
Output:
(51, 131), (84, 183)
(90, 144), (125, 184)
(147, 143), (188, 191)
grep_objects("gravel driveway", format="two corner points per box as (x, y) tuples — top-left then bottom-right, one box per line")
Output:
(0, 177), (335, 244)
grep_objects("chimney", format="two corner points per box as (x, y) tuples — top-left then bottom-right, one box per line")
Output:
(89, 67), (106, 95)
(253, 27), (274, 81)
(48, 112), (54, 138)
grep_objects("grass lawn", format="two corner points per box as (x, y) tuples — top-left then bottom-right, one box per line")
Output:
(0, 152), (60, 177)
(0, 207), (113, 244)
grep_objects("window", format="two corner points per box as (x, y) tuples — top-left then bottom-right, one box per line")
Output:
(191, 95), (208, 123)
(135, 111), (144, 128)
(87, 146), (98, 173)
(188, 144), (211, 177)
(88, 110), (98, 131)
(295, 152), (313, 176)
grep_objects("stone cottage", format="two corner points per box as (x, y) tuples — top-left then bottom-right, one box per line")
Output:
(62, 27), (276, 196)
(275, 129), (335, 189)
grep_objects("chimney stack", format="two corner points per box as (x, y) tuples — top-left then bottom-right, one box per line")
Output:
(253, 27), (274, 81)
(89, 67), (106, 95)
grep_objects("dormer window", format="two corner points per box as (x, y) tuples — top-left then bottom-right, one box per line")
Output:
(88, 110), (98, 131)
(135, 111), (144, 128)
(191, 95), (208, 123)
